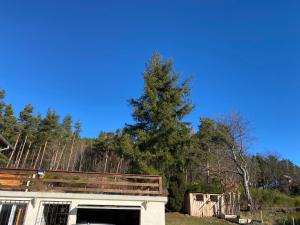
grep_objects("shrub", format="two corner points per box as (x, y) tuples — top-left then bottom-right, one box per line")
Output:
(250, 188), (299, 208)
(295, 198), (300, 207)
(277, 213), (300, 225)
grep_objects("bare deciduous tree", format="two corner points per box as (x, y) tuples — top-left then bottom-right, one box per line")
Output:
(219, 113), (254, 210)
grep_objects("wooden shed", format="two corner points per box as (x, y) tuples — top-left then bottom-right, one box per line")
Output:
(184, 192), (240, 217)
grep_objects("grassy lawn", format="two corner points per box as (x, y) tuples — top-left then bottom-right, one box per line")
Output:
(166, 213), (233, 225)
(241, 211), (300, 225)
(166, 211), (300, 225)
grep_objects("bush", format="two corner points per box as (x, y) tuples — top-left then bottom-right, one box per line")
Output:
(249, 188), (299, 208)
(294, 199), (300, 207)
(277, 213), (300, 225)
(291, 185), (300, 195)
(44, 174), (85, 187)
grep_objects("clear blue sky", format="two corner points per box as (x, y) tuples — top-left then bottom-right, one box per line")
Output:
(1, 1), (299, 165)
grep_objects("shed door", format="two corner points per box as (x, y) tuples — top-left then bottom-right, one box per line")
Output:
(76, 205), (140, 225)
(208, 195), (221, 217)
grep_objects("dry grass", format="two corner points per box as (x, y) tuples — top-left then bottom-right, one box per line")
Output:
(241, 211), (300, 225)
(166, 213), (233, 225)
(166, 211), (300, 225)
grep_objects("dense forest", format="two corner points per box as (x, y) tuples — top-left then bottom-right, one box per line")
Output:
(0, 53), (299, 211)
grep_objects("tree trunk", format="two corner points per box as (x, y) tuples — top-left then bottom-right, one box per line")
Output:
(33, 145), (42, 169)
(56, 143), (67, 170)
(103, 151), (108, 173)
(206, 161), (210, 184)
(78, 152), (83, 172)
(242, 168), (253, 211)
(39, 141), (48, 169)
(66, 134), (76, 171)
(50, 142), (60, 170)
(21, 141), (32, 168)
(6, 132), (21, 167)
(30, 148), (37, 168)
(15, 135), (28, 168)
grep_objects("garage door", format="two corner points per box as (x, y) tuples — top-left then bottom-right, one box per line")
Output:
(76, 205), (140, 225)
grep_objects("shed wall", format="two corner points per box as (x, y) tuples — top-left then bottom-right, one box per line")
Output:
(187, 193), (221, 217)
(185, 192), (240, 218)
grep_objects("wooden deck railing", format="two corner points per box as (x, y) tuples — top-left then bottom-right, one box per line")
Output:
(0, 168), (164, 196)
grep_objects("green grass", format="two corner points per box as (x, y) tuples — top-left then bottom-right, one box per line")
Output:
(166, 211), (300, 225)
(241, 211), (300, 225)
(166, 213), (233, 225)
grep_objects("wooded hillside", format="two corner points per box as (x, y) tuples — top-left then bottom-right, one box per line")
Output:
(0, 53), (299, 211)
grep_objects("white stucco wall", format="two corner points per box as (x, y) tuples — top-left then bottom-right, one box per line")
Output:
(0, 191), (167, 225)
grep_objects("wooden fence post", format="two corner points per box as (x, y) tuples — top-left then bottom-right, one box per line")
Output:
(292, 217), (295, 225)
(260, 210), (264, 224)
(158, 177), (163, 195)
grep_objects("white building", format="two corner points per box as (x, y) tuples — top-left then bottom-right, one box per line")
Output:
(0, 168), (167, 225)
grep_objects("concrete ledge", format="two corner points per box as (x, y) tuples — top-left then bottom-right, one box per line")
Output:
(0, 190), (168, 203)
(221, 214), (238, 219)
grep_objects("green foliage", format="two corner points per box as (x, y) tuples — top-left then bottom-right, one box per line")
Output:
(82, 130), (137, 172)
(126, 53), (194, 211)
(290, 184), (300, 195)
(126, 53), (193, 176)
(62, 114), (73, 139)
(248, 188), (299, 208)
(127, 53), (193, 172)
(252, 154), (300, 189)
(186, 180), (224, 194)
(116, 131), (137, 160)
(94, 132), (117, 156)
(294, 198), (300, 207)
(38, 109), (61, 141)
(276, 213), (300, 225)
(0, 89), (82, 170)
(19, 104), (38, 141)
(45, 174), (80, 180)
(166, 213), (233, 225)
(0, 153), (7, 166)
(44, 174), (85, 187)
(74, 121), (81, 138)
(167, 173), (187, 212)
(2, 104), (19, 143)
(1, 55), (300, 214)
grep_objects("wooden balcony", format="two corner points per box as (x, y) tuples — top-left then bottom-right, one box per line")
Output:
(0, 168), (164, 196)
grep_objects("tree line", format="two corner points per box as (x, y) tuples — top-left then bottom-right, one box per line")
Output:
(0, 53), (299, 211)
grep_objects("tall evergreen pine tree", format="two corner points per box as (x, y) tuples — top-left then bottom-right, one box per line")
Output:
(127, 53), (193, 211)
